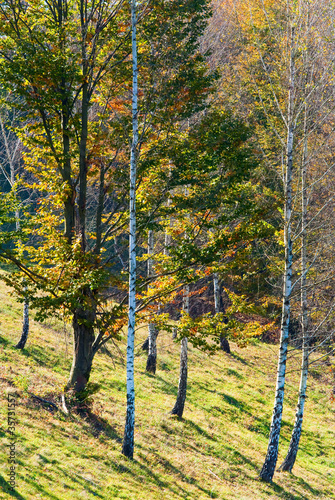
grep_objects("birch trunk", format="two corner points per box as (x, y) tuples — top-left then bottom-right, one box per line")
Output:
(214, 273), (230, 353)
(171, 285), (189, 418)
(15, 292), (29, 350)
(122, 0), (138, 459)
(260, 27), (295, 482)
(279, 104), (309, 473)
(0, 112), (31, 351)
(146, 230), (159, 373)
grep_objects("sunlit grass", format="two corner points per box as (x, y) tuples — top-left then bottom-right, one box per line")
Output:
(0, 279), (334, 499)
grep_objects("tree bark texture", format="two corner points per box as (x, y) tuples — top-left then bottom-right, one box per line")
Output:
(171, 336), (188, 418)
(122, 0), (138, 460)
(146, 230), (159, 374)
(279, 102), (309, 473)
(214, 273), (230, 353)
(260, 26), (295, 483)
(146, 323), (159, 374)
(15, 295), (29, 350)
(171, 285), (189, 418)
(66, 308), (96, 392)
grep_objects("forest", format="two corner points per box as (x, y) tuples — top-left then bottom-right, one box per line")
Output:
(0, 0), (335, 498)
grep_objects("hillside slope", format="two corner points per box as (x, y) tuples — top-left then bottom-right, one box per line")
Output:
(0, 280), (334, 500)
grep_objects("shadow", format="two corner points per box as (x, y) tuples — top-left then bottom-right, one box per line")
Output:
(0, 336), (9, 346)
(152, 375), (178, 396)
(182, 418), (218, 442)
(78, 408), (122, 442)
(222, 393), (250, 411)
(103, 379), (126, 391)
(17, 345), (68, 373)
(135, 449), (216, 498)
(247, 415), (270, 437)
(0, 475), (27, 499)
(50, 465), (105, 498)
(229, 352), (250, 365)
(22, 474), (71, 500)
(265, 480), (304, 500)
(192, 380), (216, 394)
(226, 368), (244, 379)
(227, 447), (259, 470)
(293, 475), (328, 496)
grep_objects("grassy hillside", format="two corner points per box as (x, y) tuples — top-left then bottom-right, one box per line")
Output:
(0, 280), (335, 500)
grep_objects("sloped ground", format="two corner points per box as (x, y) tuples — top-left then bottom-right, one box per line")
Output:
(0, 280), (334, 500)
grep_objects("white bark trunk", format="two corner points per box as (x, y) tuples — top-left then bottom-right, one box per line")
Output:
(213, 273), (220, 313)
(214, 272), (230, 353)
(260, 26), (295, 482)
(122, 0), (138, 460)
(146, 230), (159, 373)
(171, 285), (189, 418)
(279, 103), (309, 473)
(0, 112), (31, 350)
(15, 288), (29, 350)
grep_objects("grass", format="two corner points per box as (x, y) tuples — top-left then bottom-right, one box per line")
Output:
(0, 280), (334, 499)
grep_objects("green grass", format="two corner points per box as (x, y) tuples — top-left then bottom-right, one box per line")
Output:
(0, 280), (335, 499)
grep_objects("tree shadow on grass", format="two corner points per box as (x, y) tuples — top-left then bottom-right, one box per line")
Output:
(182, 418), (218, 442)
(135, 448), (216, 498)
(291, 474), (330, 496)
(78, 408), (122, 442)
(225, 447), (259, 470)
(105, 456), (177, 496)
(229, 352), (250, 365)
(0, 335), (10, 346)
(50, 464), (105, 498)
(16, 345), (67, 372)
(0, 475), (27, 500)
(151, 374), (178, 396)
(27, 395), (122, 445)
(263, 480), (309, 500)
(221, 393), (251, 413)
(1, 467), (67, 500)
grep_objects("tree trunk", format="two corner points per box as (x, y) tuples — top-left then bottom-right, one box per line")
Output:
(278, 347), (308, 472)
(141, 338), (149, 351)
(146, 323), (159, 374)
(171, 285), (189, 418)
(122, 0), (138, 460)
(214, 273), (230, 353)
(146, 230), (160, 374)
(15, 295), (29, 350)
(66, 308), (96, 392)
(171, 336), (188, 418)
(279, 102), (309, 473)
(220, 336), (231, 353)
(260, 26), (295, 483)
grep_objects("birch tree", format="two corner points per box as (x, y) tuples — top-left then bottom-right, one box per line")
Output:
(0, 99), (30, 349)
(279, 2), (335, 470)
(259, 20), (295, 481)
(171, 284), (189, 418)
(213, 273), (230, 353)
(223, 0), (335, 480)
(122, 0), (138, 460)
(146, 230), (159, 374)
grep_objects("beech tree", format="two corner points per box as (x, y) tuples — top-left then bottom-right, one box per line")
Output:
(0, 0), (215, 395)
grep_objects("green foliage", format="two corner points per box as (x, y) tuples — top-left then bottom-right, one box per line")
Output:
(175, 289), (275, 352)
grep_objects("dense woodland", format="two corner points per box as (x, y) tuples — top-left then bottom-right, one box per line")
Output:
(0, 0), (335, 497)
